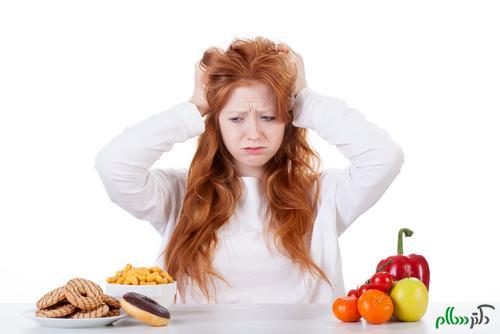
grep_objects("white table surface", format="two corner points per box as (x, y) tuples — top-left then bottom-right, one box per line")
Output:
(3, 302), (499, 334)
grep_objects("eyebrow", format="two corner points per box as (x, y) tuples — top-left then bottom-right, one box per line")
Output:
(225, 109), (275, 115)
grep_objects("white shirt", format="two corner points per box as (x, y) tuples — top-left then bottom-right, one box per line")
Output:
(94, 87), (404, 304)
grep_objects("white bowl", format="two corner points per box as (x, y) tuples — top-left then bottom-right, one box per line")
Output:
(106, 281), (177, 308)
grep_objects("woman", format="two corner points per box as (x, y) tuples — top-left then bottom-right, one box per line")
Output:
(95, 37), (404, 304)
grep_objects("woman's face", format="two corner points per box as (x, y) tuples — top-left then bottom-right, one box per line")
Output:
(218, 81), (286, 178)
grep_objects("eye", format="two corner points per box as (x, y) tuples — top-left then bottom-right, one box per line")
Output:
(228, 116), (276, 123)
(261, 116), (276, 121)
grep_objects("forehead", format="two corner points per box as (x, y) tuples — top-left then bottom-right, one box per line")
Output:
(221, 82), (276, 113)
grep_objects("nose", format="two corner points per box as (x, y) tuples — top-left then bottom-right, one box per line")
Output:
(246, 115), (261, 140)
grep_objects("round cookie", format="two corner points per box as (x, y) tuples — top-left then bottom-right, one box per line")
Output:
(36, 302), (77, 318)
(120, 292), (170, 326)
(102, 294), (121, 308)
(64, 278), (103, 310)
(106, 308), (121, 317)
(70, 303), (110, 319)
(36, 286), (66, 309)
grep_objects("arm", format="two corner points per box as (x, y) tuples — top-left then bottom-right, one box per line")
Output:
(94, 102), (205, 233)
(292, 88), (404, 235)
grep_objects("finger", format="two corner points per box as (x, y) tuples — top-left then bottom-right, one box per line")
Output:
(276, 43), (290, 53)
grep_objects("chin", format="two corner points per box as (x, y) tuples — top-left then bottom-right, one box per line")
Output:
(238, 157), (268, 166)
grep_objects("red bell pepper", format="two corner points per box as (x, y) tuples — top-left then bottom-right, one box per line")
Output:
(376, 228), (430, 291)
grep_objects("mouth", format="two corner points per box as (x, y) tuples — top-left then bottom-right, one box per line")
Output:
(243, 147), (265, 154)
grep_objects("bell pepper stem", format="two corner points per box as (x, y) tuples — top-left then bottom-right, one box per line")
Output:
(397, 228), (414, 254)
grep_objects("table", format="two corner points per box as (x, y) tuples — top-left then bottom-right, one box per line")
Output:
(3, 302), (499, 333)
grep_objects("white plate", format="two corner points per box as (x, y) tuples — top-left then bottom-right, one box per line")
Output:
(22, 308), (128, 328)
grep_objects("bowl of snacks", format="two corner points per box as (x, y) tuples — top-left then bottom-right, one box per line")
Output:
(105, 264), (177, 308)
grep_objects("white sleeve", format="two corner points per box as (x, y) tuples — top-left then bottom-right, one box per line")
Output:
(292, 88), (404, 235)
(94, 102), (205, 234)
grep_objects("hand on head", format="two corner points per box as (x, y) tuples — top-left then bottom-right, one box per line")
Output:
(188, 60), (210, 117)
(274, 44), (308, 98)
(288, 49), (308, 98)
(188, 43), (308, 117)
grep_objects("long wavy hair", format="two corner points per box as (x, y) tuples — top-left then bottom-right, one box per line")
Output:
(163, 37), (333, 302)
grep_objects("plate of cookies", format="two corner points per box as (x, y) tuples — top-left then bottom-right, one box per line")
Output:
(24, 278), (128, 328)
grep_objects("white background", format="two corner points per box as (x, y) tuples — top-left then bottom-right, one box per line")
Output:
(1, 0), (499, 303)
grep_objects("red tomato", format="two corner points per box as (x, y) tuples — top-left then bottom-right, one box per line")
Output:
(369, 272), (394, 293)
(357, 283), (374, 295)
(357, 289), (394, 324)
(347, 289), (360, 298)
(332, 296), (361, 322)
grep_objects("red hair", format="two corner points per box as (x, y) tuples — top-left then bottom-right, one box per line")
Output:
(163, 36), (333, 302)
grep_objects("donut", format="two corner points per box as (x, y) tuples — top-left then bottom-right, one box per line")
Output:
(120, 292), (170, 326)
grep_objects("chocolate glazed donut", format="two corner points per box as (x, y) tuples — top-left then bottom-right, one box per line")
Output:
(120, 292), (171, 326)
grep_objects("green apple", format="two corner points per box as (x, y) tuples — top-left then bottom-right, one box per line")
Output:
(389, 277), (428, 321)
